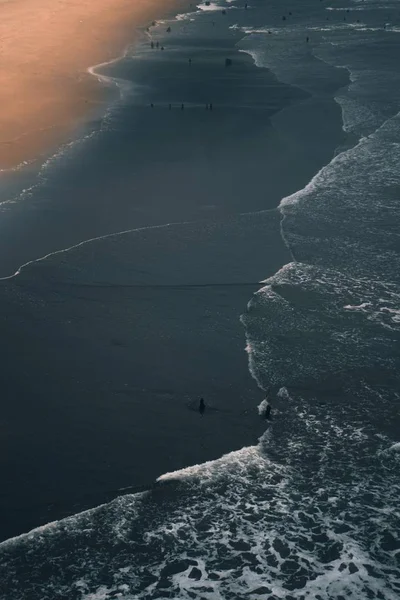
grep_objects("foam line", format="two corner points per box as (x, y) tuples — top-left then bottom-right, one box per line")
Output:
(0, 220), (195, 281)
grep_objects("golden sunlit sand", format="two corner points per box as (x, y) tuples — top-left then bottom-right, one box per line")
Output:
(0, 0), (184, 169)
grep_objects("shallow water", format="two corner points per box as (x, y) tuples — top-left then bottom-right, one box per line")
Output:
(1, 0), (400, 598)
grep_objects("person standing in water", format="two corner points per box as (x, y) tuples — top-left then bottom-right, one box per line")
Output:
(262, 388), (272, 420)
(199, 398), (205, 416)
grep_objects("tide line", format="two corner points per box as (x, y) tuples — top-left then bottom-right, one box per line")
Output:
(0, 220), (195, 282)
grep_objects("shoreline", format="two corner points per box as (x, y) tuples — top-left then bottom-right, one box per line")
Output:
(0, 3), (348, 542)
(0, 0), (188, 170)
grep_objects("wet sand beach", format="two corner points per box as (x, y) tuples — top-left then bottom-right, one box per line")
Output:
(0, 3), (347, 541)
(2, 1), (400, 597)
(0, 0), (187, 169)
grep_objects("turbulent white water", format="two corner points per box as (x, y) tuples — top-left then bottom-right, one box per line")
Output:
(1, 0), (400, 598)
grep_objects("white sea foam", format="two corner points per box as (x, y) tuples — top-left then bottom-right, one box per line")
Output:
(257, 398), (269, 415)
(175, 12), (193, 20)
(197, 1), (237, 11)
(238, 47), (264, 68)
(388, 442), (400, 452)
(197, 2), (223, 11)
(1, 386), (398, 599)
(157, 445), (267, 484)
(1, 2), (400, 599)
(0, 219), (195, 281)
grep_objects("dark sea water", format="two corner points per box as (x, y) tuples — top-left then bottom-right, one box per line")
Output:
(1, 0), (400, 598)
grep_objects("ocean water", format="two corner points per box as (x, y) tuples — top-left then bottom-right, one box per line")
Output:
(1, 0), (400, 598)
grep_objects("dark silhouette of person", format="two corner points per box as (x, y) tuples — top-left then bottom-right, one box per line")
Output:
(150, 103), (154, 108)
(262, 387), (272, 420)
(156, 41), (160, 48)
(181, 103), (185, 110)
(151, 41), (154, 49)
(306, 36), (309, 43)
(169, 103), (172, 110)
(199, 398), (205, 416)
(189, 58), (192, 65)
(209, 103), (213, 110)
(264, 403), (272, 420)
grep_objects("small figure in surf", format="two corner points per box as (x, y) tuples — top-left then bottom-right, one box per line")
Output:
(199, 398), (206, 416)
(262, 387), (272, 420)
(263, 403), (272, 420)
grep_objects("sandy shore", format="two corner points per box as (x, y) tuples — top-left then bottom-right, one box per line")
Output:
(0, 0), (185, 170)
(0, 6), (348, 541)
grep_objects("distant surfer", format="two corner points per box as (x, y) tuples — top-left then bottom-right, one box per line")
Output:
(264, 403), (272, 420)
(262, 388), (272, 420)
(199, 398), (205, 416)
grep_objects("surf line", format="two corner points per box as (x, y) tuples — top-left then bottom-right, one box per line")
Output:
(87, 37), (137, 93)
(0, 220), (197, 282)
